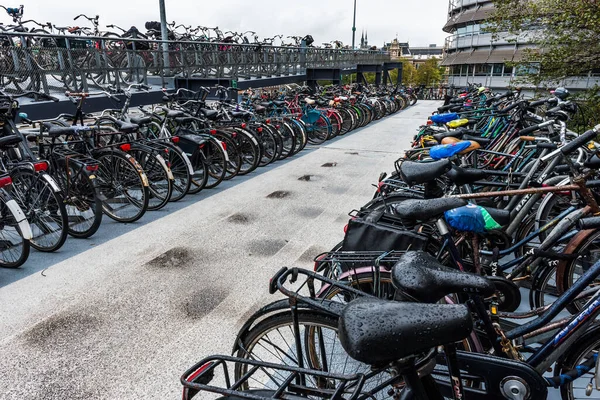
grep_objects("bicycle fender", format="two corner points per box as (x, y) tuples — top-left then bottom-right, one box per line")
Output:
(155, 154), (174, 180)
(41, 172), (62, 193)
(5, 198), (33, 240)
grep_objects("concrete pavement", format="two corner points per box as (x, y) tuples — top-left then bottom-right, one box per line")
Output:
(0, 102), (436, 399)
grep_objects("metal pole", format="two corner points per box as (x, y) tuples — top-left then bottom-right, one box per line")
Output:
(159, 0), (170, 74)
(351, 0), (357, 49)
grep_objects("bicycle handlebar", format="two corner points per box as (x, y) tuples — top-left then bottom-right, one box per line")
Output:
(559, 125), (600, 156)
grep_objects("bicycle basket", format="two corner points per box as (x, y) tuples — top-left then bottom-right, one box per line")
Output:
(181, 355), (365, 400)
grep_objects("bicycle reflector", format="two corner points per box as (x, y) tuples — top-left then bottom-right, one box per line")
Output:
(0, 176), (12, 187)
(220, 141), (227, 151)
(182, 361), (214, 400)
(33, 161), (48, 172)
(257, 127), (263, 133)
(86, 165), (99, 171)
(266, 119), (271, 124)
(209, 129), (217, 135)
(241, 123), (247, 129)
(427, 119), (433, 125)
(120, 144), (131, 152)
(171, 136), (180, 143)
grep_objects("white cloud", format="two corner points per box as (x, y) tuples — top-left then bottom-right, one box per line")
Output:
(6, 0), (449, 47)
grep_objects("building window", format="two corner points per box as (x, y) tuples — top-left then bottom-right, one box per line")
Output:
(515, 63), (540, 76)
(461, 64), (469, 76)
(474, 64), (490, 76)
(492, 64), (503, 76)
(503, 65), (513, 76)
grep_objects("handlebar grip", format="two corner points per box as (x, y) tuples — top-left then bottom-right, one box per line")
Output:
(519, 125), (540, 135)
(586, 180), (600, 188)
(536, 142), (557, 150)
(560, 127), (600, 156)
(501, 99), (524, 113)
(577, 216), (600, 230)
(529, 99), (547, 107)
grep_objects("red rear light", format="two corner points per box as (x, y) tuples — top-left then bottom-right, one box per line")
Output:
(171, 136), (180, 143)
(266, 119), (271, 124)
(0, 176), (12, 187)
(276, 125), (280, 129)
(34, 161), (48, 172)
(120, 144), (131, 152)
(199, 144), (205, 149)
(257, 127), (263, 133)
(221, 141), (227, 151)
(241, 123), (247, 129)
(86, 165), (99, 171)
(209, 129), (217, 135)
(343, 223), (349, 233)
(427, 120), (433, 125)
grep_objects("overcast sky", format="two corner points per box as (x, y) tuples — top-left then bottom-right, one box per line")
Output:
(7, 0), (449, 47)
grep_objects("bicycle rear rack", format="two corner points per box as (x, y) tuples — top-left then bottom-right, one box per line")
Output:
(51, 147), (99, 167)
(181, 355), (365, 400)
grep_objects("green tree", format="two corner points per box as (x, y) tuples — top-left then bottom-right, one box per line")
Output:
(488, 0), (600, 86)
(402, 60), (418, 86)
(486, 0), (600, 130)
(416, 57), (442, 86)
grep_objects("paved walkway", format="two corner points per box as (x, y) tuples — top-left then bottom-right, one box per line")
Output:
(0, 101), (438, 399)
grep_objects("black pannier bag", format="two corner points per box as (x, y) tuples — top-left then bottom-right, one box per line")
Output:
(341, 209), (430, 252)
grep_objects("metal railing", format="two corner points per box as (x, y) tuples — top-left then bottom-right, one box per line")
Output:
(0, 31), (390, 95)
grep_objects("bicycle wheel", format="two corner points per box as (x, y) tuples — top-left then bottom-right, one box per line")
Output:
(303, 112), (331, 145)
(557, 229), (600, 313)
(52, 164), (103, 239)
(95, 151), (149, 223)
(252, 125), (277, 167)
(235, 310), (394, 398)
(276, 123), (296, 160)
(156, 141), (192, 202)
(555, 328), (600, 400)
(187, 148), (209, 195)
(10, 168), (68, 252)
(0, 191), (30, 268)
(129, 147), (173, 211)
(232, 128), (261, 175)
(213, 132), (242, 181)
(327, 111), (343, 138)
(200, 138), (227, 189)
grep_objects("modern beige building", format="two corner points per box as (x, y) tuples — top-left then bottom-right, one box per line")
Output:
(441, 0), (600, 90)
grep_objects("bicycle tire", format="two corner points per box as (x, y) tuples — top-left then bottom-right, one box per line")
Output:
(0, 192), (30, 268)
(94, 150), (149, 223)
(10, 168), (68, 252)
(133, 147), (172, 211)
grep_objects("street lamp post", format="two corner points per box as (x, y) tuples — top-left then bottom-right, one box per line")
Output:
(351, 0), (357, 49)
(159, 0), (170, 73)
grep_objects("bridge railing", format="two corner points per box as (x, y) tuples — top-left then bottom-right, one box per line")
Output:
(0, 31), (390, 95)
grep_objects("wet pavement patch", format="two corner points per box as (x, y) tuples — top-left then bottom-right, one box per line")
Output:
(23, 312), (101, 347)
(227, 213), (252, 224)
(345, 152), (359, 155)
(266, 190), (291, 199)
(182, 287), (229, 319)
(247, 239), (288, 257)
(295, 206), (324, 219)
(298, 175), (312, 181)
(297, 245), (328, 263)
(321, 162), (338, 167)
(147, 247), (193, 269)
